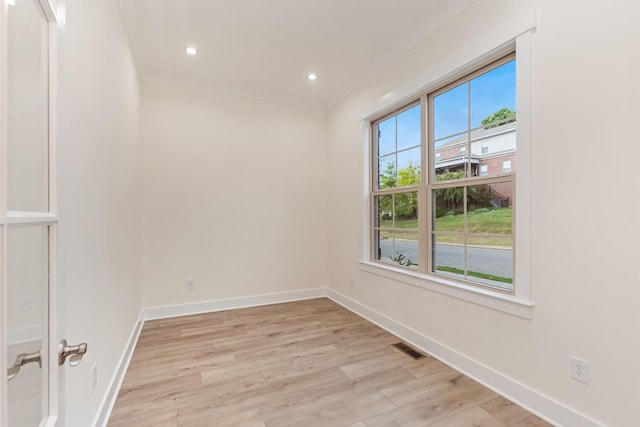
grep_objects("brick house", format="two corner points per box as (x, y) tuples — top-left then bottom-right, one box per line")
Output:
(434, 122), (515, 207)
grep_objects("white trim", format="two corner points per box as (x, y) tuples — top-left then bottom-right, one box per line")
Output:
(360, 261), (533, 319)
(143, 288), (327, 321)
(514, 30), (534, 302)
(1, 211), (58, 225)
(92, 311), (144, 427)
(36, 0), (57, 23)
(326, 289), (604, 427)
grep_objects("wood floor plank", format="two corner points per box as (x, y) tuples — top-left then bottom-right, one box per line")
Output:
(108, 298), (552, 427)
(429, 407), (507, 427)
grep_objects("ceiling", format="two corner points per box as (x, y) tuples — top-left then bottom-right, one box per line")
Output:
(117, 0), (476, 108)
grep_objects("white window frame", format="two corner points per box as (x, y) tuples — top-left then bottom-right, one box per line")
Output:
(503, 160), (512, 173)
(360, 31), (534, 319)
(480, 164), (488, 176)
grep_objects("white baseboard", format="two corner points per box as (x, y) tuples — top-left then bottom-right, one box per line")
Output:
(92, 310), (145, 427)
(94, 287), (603, 427)
(326, 289), (603, 427)
(94, 288), (326, 425)
(143, 288), (327, 320)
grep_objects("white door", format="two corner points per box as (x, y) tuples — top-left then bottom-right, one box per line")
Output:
(1, 0), (83, 425)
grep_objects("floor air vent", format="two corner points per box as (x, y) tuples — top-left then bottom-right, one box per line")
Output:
(392, 342), (425, 360)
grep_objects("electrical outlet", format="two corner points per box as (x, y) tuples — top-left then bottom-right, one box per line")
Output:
(186, 279), (195, 291)
(91, 362), (98, 390)
(569, 356), (590, 384)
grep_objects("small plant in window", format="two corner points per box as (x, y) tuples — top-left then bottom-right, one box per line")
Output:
(390, 251), (416, 267)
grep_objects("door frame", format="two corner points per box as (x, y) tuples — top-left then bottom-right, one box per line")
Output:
(1, 0), (60, 425)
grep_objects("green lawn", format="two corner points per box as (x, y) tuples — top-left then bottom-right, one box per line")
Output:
(379, 207), (512, 248)
(436, 266), (513, 284)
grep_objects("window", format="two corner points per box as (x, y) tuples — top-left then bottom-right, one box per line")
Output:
(371, 54), (516, 292)
(372, 103), (421, 267)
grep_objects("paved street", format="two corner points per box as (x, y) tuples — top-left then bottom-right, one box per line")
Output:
(378, 239), (513, 285)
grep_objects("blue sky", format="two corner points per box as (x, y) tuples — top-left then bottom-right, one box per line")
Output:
(434, 60), (516, 141)
(378, 59), (515, 168)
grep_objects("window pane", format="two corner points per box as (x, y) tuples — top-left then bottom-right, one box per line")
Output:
(469, 130), (516, 178)
(7, 225), (49, 426)
(393, 191), (418, 221)
(470, 60), (516, 128)
(374, 191), (419, 267)
(433, 233), (464, 279)
(433, 186), (464, 220)
(391, 230), (418, 267)
(375, 231), (419, 267)
(375, 194), (393, 228)
(397, 148), (421, 186)
(434, 133), (469, 178)
(378, 155), (396, 189)
(397, 105), (421, 151)
(465, 235), (513, 290)
(377, 116), (396, 157)
(434, 82), (468, 140)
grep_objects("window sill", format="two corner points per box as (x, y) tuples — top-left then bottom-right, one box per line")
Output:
(359, 261), (533, 319)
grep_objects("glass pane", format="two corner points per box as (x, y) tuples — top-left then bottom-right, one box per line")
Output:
(397, 105), (421, 151)
(7, 0), (49, 212)
(465, 235), (513, 290)
(7, 225), (49, 426)
(378, 155), (396, 189)
(433, 233), (464, 279)
(471, 60), (516, 128)
(470, 132), (516, 178)
(433, 186), (464, 220)
(377, 116), (396, 157)
(397, 148), (421, 186)
(375, 194), (393, 228)
(390, 230), (418, 267)
(492, 180), (513, 209)
(434, 82), (468, 140)
(433, 133), (469, 178)
(376, 230), (393, 262)
(393, 191), (418, 222)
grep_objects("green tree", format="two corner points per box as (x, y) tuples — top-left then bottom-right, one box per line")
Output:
(397, 163), (420, 187)
(435, 171), (464, 213)
(379, 161), (396, 189)
(378, 162), (420, 220)
(468, 184), (492, 209)
(481, 107), (516, 128)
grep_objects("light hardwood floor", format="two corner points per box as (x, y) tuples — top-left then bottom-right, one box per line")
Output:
(108, 298), (553, 427)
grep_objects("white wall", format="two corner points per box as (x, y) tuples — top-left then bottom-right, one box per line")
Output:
(139, 83), (328, 308)
(56, 0), (142, 425)
(326, 0), (640, 426)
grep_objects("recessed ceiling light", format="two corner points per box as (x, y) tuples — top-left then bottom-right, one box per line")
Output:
(185, 47), (198, 56)
(307, 73), (318, 81)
